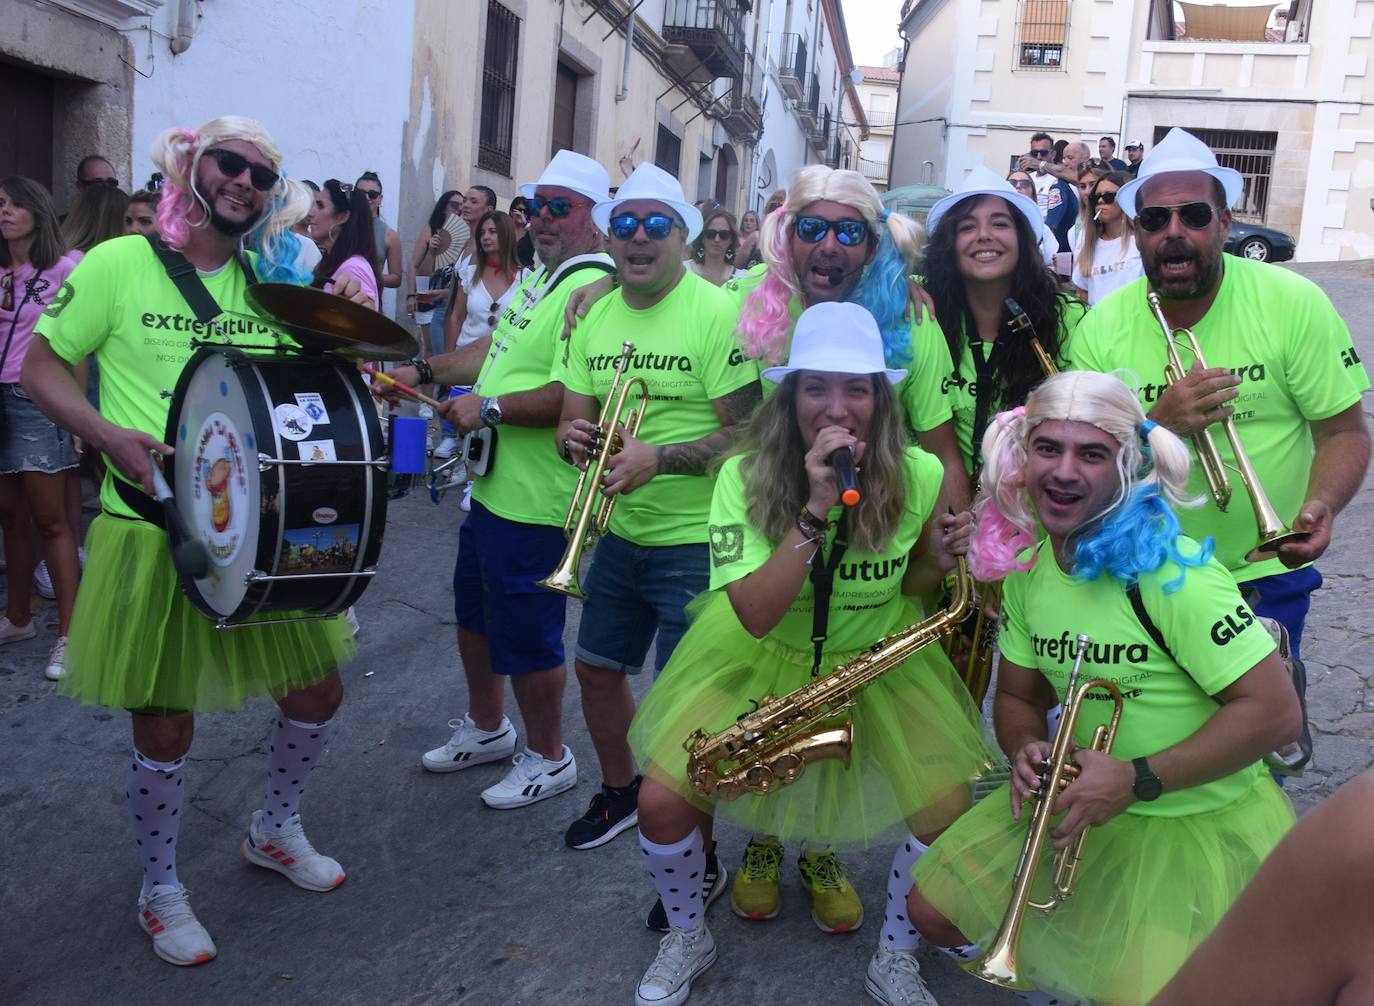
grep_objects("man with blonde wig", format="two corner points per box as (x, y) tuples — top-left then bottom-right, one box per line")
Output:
(25, 116), (361, 966)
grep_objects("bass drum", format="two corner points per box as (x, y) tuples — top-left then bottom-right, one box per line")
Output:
(165, 345), (386, 625)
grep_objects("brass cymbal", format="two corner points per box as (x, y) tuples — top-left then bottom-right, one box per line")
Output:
(245, 283), (419, 362)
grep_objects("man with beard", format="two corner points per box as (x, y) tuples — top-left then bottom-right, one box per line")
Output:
(1071, 128), (1370, 656)
(23, 116), (361, 966)
(379, 151), (614, 810)
(553, 162), (760, 854)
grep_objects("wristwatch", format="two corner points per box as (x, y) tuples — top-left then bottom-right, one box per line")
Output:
(480, 396), (504, 427)
(1132, 757), (1163, 802)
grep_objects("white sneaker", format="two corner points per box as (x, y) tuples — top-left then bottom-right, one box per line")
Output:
(418, 404), (435, 420)
(460, 481), (473, 512)
(0, 616), (37, 644)
(636, 924), (717, 1006)
(865, 946), (940, 1006)
(44, 635), (68, 681)
(240, 810), (345, 892)
(421, 714), (516, 773)
(432, 435), (459, 459)
(480, 746), (577, 809)
(33, 561), (55, 600)
(137, 885), (217, 967)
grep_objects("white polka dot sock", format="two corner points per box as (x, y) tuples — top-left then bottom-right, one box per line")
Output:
(259, 717), (333, 831)
(640, 827), (707, 932)
(937, 942), (981, 966)
(126, 750), (186, 896)
(879, 834), (929, 950)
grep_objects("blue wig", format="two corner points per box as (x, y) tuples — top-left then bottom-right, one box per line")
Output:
(1071, 484), (1214, 593)
(244, 172), (311, 286)
(847, 212), (913, 368)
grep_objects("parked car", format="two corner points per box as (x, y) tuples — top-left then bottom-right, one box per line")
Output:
(1225, 220), (1295, 263)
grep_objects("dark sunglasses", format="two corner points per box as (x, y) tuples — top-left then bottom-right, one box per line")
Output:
(1136, 202), (1216, 233)
(1009, 178), (1035, 190)
(359, 188), (381, 201)
(702, 228), (733, 241)
(794, 215), (870, 246)
(1091, 189), (1118, 205)
(609, 213), (678, 240)
(78, 177), (119, 189)
(205, 148), (280, 191)
(1030, 149), (1052, 159)
(448, 199), (463, 211)
(526, 196), (589, 219)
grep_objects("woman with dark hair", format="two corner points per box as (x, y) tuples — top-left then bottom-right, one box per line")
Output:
(627, 302), (994, 1006)
(63, 185), (130, 257)
(920, 164), (1087, 475)
(509, 195), (536, 269)
(1072, 170), (1141, 305)
(685, 207), (744, 286)
(406, 189), (465, 357)
(308, 179), (379, 309)
(0, 176), (82, 681)
(124, 189), (161, 236)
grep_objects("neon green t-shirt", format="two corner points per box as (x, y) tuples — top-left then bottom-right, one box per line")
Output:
(36, 235), (286, 520)
(723, 267), (954, 436)
(470, 256), (613, 526)
(948, 296), (1086, 474)
(554, 270), (758, 547)
(1073, 256), (1369, 581)
(707, 445), (944, 653)
(998, 537), (1277, 817)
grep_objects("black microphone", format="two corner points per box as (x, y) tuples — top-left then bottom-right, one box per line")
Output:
(829, 446), (861, 507)
(826, 267), (847, 287)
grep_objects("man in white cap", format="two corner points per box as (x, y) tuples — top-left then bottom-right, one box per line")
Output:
(1124, 139), (1145, 177)
(1072, 127), (1370, 658)
(384, 150), (615, 809)
(553, 161), (761, 851)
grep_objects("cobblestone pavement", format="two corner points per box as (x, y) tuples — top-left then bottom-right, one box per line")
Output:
(0, 261), (1369, 1004)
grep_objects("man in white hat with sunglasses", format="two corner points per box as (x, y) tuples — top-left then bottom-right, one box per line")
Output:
(384, 149), (615, 810)
(552, 161), (761, 853)
(1072, 127), (1369, 656)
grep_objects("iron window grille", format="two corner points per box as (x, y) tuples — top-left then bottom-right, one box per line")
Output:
(1016, 0), (1071, 69)
(1152, 126), (1277, 222)
(479, 1), (520, 176)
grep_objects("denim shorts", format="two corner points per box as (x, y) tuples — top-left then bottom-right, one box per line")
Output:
(0, 383), (77, 475)
(453, 499), (568, 675)
(427, 298), (449, 358)
(575, 532), (709, 676)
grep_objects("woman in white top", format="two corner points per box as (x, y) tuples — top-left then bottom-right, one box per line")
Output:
(684, 208), (746, 286)
(1071, 171), (1142, 306)
(443, 209), (527, 353)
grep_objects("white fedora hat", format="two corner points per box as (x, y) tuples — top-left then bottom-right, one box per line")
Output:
(592, 162), (704, 242)
(519, 149), (610, 204)
(1116, 127), (1243, 219)
(925, 163), (1043, 238)
(761, 302), (907, 385)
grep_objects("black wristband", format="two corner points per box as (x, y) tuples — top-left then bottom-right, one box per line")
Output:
(410, 357), (433, 386)
(795, 506), (832, 544)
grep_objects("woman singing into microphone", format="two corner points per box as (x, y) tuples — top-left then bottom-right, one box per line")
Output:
(626, 302), (996, 1006)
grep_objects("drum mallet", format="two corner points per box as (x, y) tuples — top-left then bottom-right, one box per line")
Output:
(148, 456), (212, 579)
(362, 364), (444, 409)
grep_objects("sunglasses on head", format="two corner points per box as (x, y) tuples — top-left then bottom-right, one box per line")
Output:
(1091, 189), (1118, 205)
(702, 228), (733, 241)
(793, 215), (870, 246)
(609, 213), (679, 240)
(205, 148), (280, 191)
(1136, 202), (1217, 233)
(526, 196), (589, 219)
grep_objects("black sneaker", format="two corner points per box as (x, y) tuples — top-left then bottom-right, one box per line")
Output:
(564, 776), (640, 850)
(647, 842), (724, 931)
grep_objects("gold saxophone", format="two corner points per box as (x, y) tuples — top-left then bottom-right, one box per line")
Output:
(684, 557), (973, 801)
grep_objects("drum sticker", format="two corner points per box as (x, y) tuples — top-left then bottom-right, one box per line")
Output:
(274, 403), (314, 441)
(189, 411), (250, 568)
(279, 524), (360, 575)
(298, 439), (337, 462)
(294, 393), (330, 425)
(312, 506), (339, 525)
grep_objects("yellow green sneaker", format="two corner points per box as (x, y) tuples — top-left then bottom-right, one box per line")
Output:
(730, 837), (784, 920)
(797, 848), (863, 933)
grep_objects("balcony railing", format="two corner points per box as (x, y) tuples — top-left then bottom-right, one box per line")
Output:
(866, 109), (896, 129)
(778, 32), (808, 98)
(796, 72), (820, 127)
(723, 51), (766, 139)
(861, 157), (889, 180)
(809, 103), (832, 150)
(663, 1), (746, 79)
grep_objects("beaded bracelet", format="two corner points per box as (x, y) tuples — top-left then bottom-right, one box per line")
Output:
(410, 356), (433, 386)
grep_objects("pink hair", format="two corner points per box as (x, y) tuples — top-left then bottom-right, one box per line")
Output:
(736, 204), (797, 364)
(154, 128), (199, 249)
(968, 406), (1039, 581)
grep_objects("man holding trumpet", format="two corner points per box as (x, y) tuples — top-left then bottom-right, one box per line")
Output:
(552, 162), (760, 853)
(1071, 128), (1370, 657)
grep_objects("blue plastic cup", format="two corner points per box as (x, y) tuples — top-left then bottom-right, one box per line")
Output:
(390, 415), (428, 474)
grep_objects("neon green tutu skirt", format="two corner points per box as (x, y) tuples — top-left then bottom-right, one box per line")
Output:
(628, 591), (999, 847)
(61, 515), (356, 712)
(912, 773), (1294, 1004)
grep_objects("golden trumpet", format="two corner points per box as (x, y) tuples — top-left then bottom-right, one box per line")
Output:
(963, 634), (1124, 991)
(537, 341), (649, 600)
(1145, 291), (1306, 561)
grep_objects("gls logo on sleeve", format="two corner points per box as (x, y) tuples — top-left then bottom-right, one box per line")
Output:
(1210, 604), (1255, 645)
